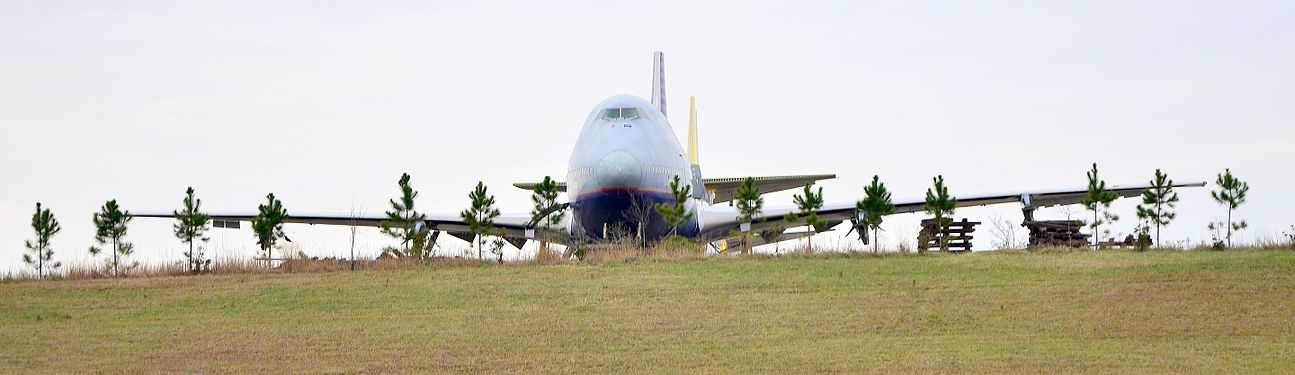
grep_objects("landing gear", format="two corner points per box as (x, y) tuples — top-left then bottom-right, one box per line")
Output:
(850, 218), (870, 245)
(1021, 194), (1037, 224)
(849, 211), (870, 245)
(564, 214), (588, 260)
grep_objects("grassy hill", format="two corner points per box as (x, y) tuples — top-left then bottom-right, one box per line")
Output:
(2, 249), (1293, 374)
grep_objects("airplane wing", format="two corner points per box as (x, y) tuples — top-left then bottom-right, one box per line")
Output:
(698, 174), (837, 204)
(513, 174), (836, 204)
(132, 210), (570, 247)
(513, 181), (569, 192)
(696, 181), (1207, 239)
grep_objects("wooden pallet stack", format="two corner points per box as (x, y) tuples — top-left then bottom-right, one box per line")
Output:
(918, 218), (979, 252)
(1024, 220), (1089, 248)
(1097, 235), (1137, 250)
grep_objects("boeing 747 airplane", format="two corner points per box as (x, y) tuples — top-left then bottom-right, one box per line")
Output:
(138, 52), (1204, 251)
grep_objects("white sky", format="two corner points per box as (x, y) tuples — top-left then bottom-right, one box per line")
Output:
(2, 1), (1293, 273)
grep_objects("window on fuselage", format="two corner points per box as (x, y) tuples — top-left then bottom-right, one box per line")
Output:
(600, 107), (642, 120)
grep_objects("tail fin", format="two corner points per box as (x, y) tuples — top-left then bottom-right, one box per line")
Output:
(688, 96), (709, 201)
(650, 51), (667, 117)
(688, 96), (698, 166)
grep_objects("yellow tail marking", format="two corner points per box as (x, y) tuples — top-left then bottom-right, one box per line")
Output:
(688, 96), (698, 165)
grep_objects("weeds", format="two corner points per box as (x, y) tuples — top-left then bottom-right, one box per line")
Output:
(580, 240), (707, 264)
(1285, 226), (1295, 249)
(6, 237), (1294, 282)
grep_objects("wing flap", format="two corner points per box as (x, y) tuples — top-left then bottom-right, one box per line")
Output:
(133, 210), (560, 241)
(512, 174), (835, 203)
(704, 174), (837, 203)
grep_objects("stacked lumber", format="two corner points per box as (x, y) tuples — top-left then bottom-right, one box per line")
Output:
(919, 218), (980, 253)
(1098, 234), (1151, 250)
(1097, 236), (1133, 249)
(1024, 220), (1089, 248)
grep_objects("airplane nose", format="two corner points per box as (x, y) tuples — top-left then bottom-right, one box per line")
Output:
(595, 150), (643, 188)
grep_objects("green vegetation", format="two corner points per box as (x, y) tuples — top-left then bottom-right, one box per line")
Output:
(22, 203), (61, 279)
(528, 176), (564, 255)
(173, 187), (212, 273)
(1136, 169), (1179, 247)
(460, 181), (500, 261)
(734, 177), (763, 225)
(2, 250), (1292, 373)
(655, 175), (693, 237)
(251, 193), (288, 264)
(923, 175), (957, 252)
(857, 175), (895, 254)
(1211, 169), (1250, 248)
(1284, 226), (1295, 248)
(759, 214), (795, 254)
(1081, 163), (1119, 247)
(792, 183), (825, 253)
(733, 177), (763, 254)
(379, 173), (430, 259)
(89, 199), (134, 276)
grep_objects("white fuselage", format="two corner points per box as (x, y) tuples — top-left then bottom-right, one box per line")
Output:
(566, 95), (701, 240)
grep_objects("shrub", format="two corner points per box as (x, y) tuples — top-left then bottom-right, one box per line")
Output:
(1284, 226), (1295, 249)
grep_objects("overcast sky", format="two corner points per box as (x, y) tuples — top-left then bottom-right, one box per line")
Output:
(2, 1), (1292, 274)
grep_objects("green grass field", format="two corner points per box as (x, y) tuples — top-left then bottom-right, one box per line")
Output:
(2, 249), (1293, 374)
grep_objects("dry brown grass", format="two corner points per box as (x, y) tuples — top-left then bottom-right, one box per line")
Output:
(276, 255), (492, 273)
(530, 243), (570, 265)
(27, 256), (272, 281)
(3, 253), (499, 282)
(1252, 232), (1295, 251)
(5, 238), (1291, 283)
(580, 241), (707, 263)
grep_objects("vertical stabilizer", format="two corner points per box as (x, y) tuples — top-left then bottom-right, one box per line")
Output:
(650, 51), (667, 117)
(688, 96), (708, 201)
(688, 96), (698, 165)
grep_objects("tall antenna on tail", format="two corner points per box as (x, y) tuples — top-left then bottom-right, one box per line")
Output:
(651, 51), (667, 117)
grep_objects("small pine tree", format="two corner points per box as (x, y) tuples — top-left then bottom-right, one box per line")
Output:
(923, 175), (957, 252)
(23, 203), (62, 279)
(1135, 169), (1179, 247)
(1133, 220), (1152, 251)
(489, 229), (508, 263)
(460, 181), (500, 260)
(857, 175), (895, 254)
(1080, 163), (1119, 249)
(251, 193), (289, 267)
(733, 177), (763, 254)
(90, 199), (135, 276)
(655, 175), (693, 237)
(768, 213), (797, 255)
(529, 176), (565, 256)
(173, 187), (212, 273)
(1210, 169), (1249, 248)
(379, 173), (430, 259)
(1206, 221), (1228, 250)
(792, 183), (825, 254)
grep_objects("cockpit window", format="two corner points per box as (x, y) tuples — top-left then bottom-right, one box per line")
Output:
(600, 107), (642, 119)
